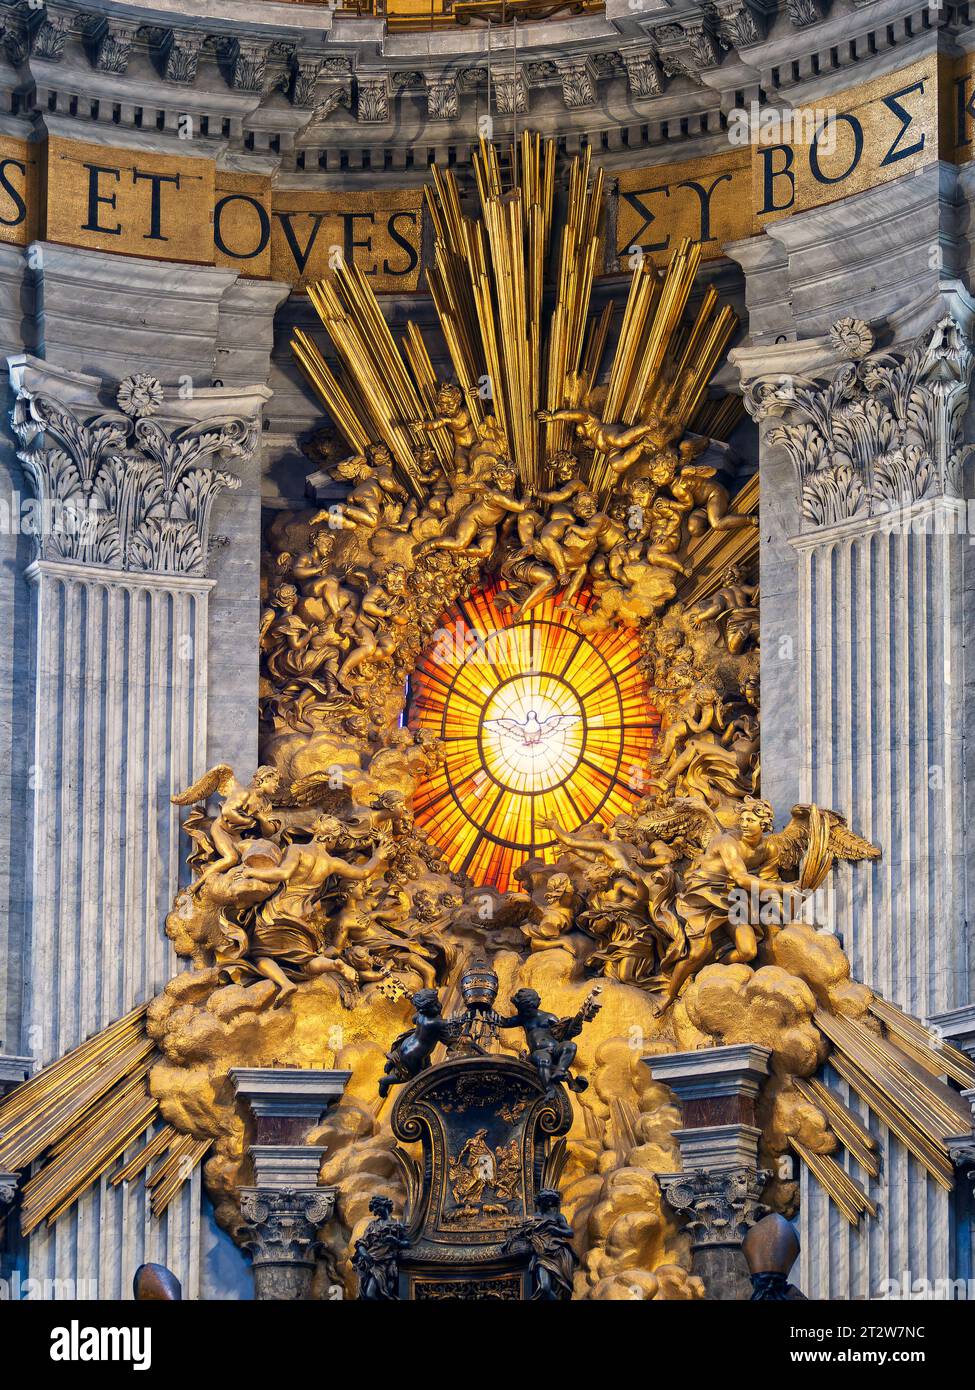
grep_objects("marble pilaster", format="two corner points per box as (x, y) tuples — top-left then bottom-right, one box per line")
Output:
(726, 165), (975, 1301)
(6, 347), (270, 1300)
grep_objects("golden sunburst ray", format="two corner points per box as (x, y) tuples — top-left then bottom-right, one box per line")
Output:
(292, 132), (737, 503)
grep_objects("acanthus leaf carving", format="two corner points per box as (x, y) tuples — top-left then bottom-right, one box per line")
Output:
(743, 315), (975, 530)
(10, 385), (251, 576)
(658, 1168), (770, 1248)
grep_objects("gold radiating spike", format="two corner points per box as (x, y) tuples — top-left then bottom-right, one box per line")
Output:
(297, 136), (733, 508)
(401, 323), (453, 471)
(816, 1009), (971, 1136)
(111, 1123), (179, 1186)
(0, 1006), (151, 1170)
(304, 269), (428, 496)
(690, 393), (745, 443)
(291, 330), (371, 456)
(869, 998), (975, 1088)
(816, 1009), (959, 1189)
(790, 1138), (877, 1226)
(793, 1077), (880, 1178)
(148, 1135), (214, 1217)
(19, 1076), (157, 1233)
(829, 1053), (956, 1189)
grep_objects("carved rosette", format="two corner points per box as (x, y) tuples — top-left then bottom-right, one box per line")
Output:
(743, 316), (975, 531)
(10, 376), (253, 576)
(238, 1187), (336, 1269)
(658, 1168), (770, 1249)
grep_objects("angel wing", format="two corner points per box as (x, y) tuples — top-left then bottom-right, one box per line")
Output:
(171, 764), (236, 806)
(768, 804), (882, 883)
(638, 794), (721, 855)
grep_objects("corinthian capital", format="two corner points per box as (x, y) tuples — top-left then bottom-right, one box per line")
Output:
(657, 1168), (770, 1248)
(239, 1187), (336, 1265)
(741, 316), (974, 531)
(8, 361), (259, 577)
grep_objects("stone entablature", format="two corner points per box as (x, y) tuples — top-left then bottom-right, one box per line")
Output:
(0, 46), (960, 290)
(0, 0), (966, 168)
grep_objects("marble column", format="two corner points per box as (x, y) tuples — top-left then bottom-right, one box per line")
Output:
(732, 289), (975, 1298)
(648, 1045), (771, 1299)
(232, 1069), (350, 1301)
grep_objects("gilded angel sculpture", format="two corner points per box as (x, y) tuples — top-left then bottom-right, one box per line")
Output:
(170, 764), (281, 895)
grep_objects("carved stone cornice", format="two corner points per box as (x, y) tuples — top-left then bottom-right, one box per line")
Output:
(0, 0), (941, 167)
(238, 1186), (336, 1267)
(741, 316), (975, 532)
(9, 372), (254, 577)
(657, 1168), (770, 1248)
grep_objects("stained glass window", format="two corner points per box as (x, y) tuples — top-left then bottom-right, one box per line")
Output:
(408, 581), (659, 891)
